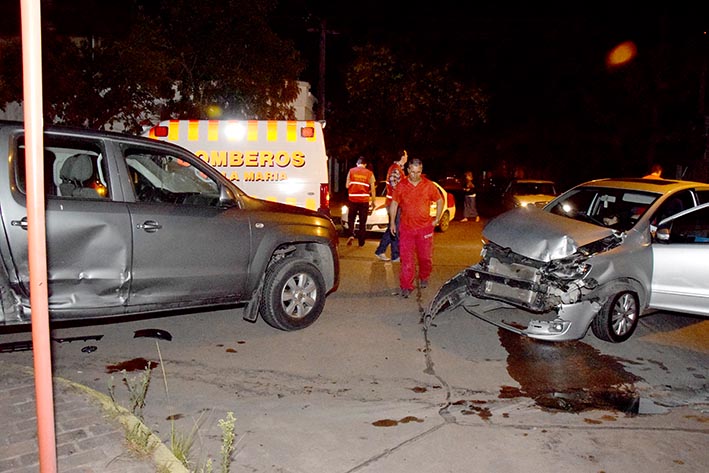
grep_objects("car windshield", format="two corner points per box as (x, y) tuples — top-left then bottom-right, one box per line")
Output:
(512, 182), (556, 195)
(547, 186), (659, 231)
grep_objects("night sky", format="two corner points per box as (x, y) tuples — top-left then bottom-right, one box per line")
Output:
(4, 2), (703, 122)
(276, 5), (707, 126)
(2, 2), (707, 183)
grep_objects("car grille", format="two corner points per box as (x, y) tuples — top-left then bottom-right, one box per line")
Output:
(466, 250), (552, 313)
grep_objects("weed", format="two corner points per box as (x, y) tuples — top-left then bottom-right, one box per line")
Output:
(108, 341), (238, 473)
(125, 422), (157, 457)
(196, 458), (213, 473)
(107, 364), (153, 421)
(218, 411), (237, 473)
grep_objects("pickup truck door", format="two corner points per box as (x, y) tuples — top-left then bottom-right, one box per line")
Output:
(3, 141), (132, 313)
(123, 149), (251, 307)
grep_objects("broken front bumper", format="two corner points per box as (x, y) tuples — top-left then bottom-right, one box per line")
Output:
(426, 268), (601, 342)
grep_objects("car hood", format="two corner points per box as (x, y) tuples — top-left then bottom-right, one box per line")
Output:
(515, 194), (556, 205)
(483, 207), (615, 262)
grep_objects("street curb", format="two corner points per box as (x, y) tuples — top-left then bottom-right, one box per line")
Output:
(18, 364), (189, 473)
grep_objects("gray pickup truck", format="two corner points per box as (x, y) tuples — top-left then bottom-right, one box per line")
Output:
(0, 121), (339, 330)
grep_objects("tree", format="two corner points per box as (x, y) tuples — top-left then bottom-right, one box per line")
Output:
(151, 0), (305, 121)
(0, 0), (305, 132)
(328, 44), (488, 177)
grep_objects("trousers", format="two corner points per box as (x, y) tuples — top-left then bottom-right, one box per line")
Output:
(347, 201), (370, 245)
(398, 225), (434, 291)
(463, 194), (478, 218)
(375, 208), (400, 259)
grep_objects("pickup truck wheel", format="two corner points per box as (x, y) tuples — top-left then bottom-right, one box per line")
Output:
(259, 259), (326, 331)
(591, 291), (639, 343)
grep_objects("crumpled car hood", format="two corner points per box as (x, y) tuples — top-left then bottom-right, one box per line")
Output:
(483, 207), (615, 262)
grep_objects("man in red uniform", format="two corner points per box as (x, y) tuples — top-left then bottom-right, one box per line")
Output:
(345, 156), (376, 247)
(389, 158), (443, 298)
(374, 149), (408, 261)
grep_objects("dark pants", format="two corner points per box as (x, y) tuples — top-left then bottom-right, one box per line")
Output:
(347, 201), (370, 246)
(375, 208), (400, 259)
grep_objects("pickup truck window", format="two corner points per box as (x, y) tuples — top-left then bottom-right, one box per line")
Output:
(16, 140), (109, 199)
(125, 150), (220, 206)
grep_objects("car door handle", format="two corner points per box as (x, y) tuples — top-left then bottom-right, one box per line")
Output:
(136, 220), (162, 233)
(11, 217), (28, 230)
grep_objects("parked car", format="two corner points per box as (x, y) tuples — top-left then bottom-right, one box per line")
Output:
(501, 179), (558, 211)
(425, 177), (709, 343)
(0, 121), (339, 331)
(341, 180), (456, 233)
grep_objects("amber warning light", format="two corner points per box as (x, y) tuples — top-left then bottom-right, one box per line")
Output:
(300, 126), (315, 138)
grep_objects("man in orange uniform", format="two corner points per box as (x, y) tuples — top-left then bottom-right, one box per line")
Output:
(389, 158), (442, 298)
(346, 156), (376, 247)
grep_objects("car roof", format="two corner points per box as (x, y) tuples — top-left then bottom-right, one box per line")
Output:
(511, 179), (555, 184)
(1, 119), (196, 157)
(575, 177), (709, 194)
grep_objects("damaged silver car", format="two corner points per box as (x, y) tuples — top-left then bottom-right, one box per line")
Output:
(426, 177), (709, 343)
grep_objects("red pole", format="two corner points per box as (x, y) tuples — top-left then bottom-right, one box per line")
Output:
(20, 0), (57, 471)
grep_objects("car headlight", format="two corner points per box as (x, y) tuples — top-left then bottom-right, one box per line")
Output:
(341, 205), (349, 214)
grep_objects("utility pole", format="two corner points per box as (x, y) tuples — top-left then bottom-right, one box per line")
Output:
(318, 19), (326, 121)
(309, 18), (338, 121)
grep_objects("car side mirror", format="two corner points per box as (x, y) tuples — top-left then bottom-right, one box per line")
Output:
(218, 184), (238, 208)
(655, 227), (670, 242)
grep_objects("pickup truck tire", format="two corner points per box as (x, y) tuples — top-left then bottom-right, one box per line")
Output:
(259, 259), (326, 331)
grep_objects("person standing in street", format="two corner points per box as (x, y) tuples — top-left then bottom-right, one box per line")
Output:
(460, 170), (480, 222)
(346, 156), (376, 247)
(374, 149), (408, 262)
(389, 158), (443, 298)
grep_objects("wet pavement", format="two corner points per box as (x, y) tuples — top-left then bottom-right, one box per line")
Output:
(0, 227), (707, 471)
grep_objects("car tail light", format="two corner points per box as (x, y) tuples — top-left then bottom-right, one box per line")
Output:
(320, 183), (330, 210)
(447, 193), (455, 208)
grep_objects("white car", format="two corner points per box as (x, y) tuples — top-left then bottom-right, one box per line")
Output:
(341, 180), (456, 233)
(501, 179), (558, 211)
(426, 177), (709, 343)
(650, 201), (709, 316)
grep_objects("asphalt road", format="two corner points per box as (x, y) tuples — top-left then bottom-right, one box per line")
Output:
(1, 220), (707, 472)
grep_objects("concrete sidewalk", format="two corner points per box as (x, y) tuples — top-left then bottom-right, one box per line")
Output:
(0, 361), (186, 473)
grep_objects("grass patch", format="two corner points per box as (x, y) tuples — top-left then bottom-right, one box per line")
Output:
(108, 341), (239, 472)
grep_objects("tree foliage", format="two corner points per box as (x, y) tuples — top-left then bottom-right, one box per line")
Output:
(0, 0), (305, 133)
(328, 43), (488, 176)
(154, 0), (304, 121)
